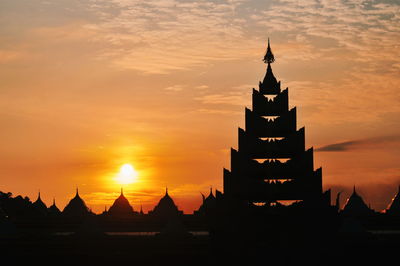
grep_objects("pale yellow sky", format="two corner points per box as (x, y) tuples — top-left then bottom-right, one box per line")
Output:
(0, 0), (399, 213)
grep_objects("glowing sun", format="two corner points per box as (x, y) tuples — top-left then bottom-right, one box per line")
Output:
(116, 163), (139, 185)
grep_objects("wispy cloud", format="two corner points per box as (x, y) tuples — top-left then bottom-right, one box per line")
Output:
(316, 135), (400, 152)
(164, 84), (185, 92)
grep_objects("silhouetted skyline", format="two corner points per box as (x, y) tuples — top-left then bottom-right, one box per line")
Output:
(1, 0), (399, 213)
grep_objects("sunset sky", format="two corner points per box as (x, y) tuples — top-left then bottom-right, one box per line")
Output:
(1, 0), (399, 213)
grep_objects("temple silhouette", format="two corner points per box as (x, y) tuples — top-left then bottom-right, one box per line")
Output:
(1, 39), (400, 265)
(223, 39), (329, 208)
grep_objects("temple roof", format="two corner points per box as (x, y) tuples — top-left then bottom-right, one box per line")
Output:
(386, 186), (400, 214)
(48, 198), (61, 214)
(63, 188), (90, 217)
(196, 187), (217, 214)
(342, 186), (373, 216)
(32, 191), (48, 214)
(108, 188), (134, 216)
(205, 187), (215, 201)
(151, 188), (181, 217)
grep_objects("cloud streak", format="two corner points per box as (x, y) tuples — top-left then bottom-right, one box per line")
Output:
(316, 135), (400, 152)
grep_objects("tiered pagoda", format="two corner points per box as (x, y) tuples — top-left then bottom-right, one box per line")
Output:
(223, 39), (330, 208)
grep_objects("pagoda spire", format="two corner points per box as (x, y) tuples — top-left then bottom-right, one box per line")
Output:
(121, 187), (124, 196)
(76, 187), (79, 197)
(263, 38), (275, 64)
(38, 190), (41, 200)
(259, 38), (279, 94)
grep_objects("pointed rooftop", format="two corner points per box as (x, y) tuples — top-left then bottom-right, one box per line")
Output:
(342, 186), (374, 216)
(63, 187), (90, 218)
(150, 188), (182, 217)
(260, 38), (279, 94)
(32, 191), (48, 215)
(108, 187), (134, 216)
(48, 198), (61, 215)
(386, 186), (400, 215)
(206, 187), (215, 200)
(195, 187), (217, 215)
(263, 38), (275, 64)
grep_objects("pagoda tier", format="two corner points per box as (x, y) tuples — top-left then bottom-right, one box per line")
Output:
(223, 40), (326, 204)
(252, 88), (288, 116)
(238, 127), (305, 158)
(259, 64), (281, 95)
(229, 148), (317, 179)
(245, 108), (296, 137)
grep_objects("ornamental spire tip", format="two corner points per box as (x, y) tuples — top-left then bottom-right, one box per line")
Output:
(263, 38), (275, 64)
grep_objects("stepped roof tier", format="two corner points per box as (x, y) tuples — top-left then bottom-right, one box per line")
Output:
(386, 186), (400, 215)
(223, 39), (330, 207)
(149, 188), (183, 217)
(342, 186), (374, 216)
(62, 188), (91, 218)
(32, 192), (48, 215)
(108, 188), (134, 216)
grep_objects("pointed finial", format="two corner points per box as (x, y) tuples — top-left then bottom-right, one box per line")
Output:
(263, 38), (275, 64)
(38, 190), (41, 200)
(353, 185), (356, 194)
(121, 187), (123, 195)
(53, 197), (56, 206)
(76, 187), (79, 197)
(166, 187), (168, 195)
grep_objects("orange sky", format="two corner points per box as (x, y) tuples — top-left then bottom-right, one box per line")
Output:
(1, 0), (399, 213)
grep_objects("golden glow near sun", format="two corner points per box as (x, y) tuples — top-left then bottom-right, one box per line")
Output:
(116, 163), (139, 185)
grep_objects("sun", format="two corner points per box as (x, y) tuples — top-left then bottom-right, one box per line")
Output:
(115, 163), (139, 185)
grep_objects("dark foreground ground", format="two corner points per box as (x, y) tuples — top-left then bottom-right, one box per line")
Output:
(1, 232), (400, 266)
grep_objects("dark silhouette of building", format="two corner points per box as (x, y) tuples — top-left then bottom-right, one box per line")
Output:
(107, 188), (135, 217)
(32, 191), (48, 216)
(149, 188), (183, 218)
(62, 188), (91, 218)
(223, 39), (330, 207)
(386, 186), (400, 215)
(342, 186), (374, 216)
(194, 188), (217, 216)
(48, 198), (61, 216)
